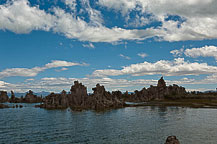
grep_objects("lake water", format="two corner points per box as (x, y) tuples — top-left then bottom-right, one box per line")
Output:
(0, 104), (217, 144)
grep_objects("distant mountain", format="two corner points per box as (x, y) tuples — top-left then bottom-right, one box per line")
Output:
(204, 90), (217, 93)
(8, 91), (50, 97)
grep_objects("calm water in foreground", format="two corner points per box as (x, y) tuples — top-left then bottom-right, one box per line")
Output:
(0, 104), (217, 144)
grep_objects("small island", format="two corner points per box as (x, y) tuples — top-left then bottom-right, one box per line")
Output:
(1, 77), (217, 110)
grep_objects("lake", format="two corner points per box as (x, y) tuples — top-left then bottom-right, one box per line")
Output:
(0, 104), (216, 144)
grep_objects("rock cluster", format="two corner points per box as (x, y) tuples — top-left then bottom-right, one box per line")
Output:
(165, 136), (180, 144)
(9, 91), (21, 103)
(8, 90), (43, 103)
(125, 77), (186, 102)
(37, 90), (69, 109)
(0, 91), (9, 103)
(89, 84), (124, 110)
(24, 90), (43, 103)
(37, 81), (124, 110)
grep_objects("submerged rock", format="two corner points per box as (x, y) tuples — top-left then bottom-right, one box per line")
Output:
(165, 136), (180, 144)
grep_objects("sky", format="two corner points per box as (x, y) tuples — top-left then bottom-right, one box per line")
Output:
(0, 0), (217, 93)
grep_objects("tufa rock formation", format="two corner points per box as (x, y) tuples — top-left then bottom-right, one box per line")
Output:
(125, 77), (186, 102)
(37, 81), (125, 110)
(69, 81), (88, 109)
(89, 84), (124, 110)
(38, 90), (69, 109)
(8, 90), (43, 103)
(9, 91), (21, 103)
(0, 91), (9, 103)
(24, 90), (43, 103)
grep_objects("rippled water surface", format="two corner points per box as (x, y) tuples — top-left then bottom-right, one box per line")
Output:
(1, 104), (217, 144)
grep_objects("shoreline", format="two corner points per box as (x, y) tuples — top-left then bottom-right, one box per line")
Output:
(2, 98), (217, 110)
(126, 99), (217, 109)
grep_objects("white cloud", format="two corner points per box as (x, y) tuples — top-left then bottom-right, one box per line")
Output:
(45, 60), (86, 68)
(120, 54), (131, 60)
(92, 58), (217, 77)
(64, 0), (77, 11)
(1, 0), (217, 42)
(170, 45), (217, 60)
(184, 45), (217, 60)
(0, 60), (87, 79)
(82, 43), (95, 49)
(98, 0), (217, 42)
(138, 53), (148, 58)
(170, 47), (184, 57)
(25, 79), (35, 81)
(0, 0), (55, 33)
(55, 67), (69, 72)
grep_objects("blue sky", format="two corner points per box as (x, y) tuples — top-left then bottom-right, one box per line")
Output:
(0, 0), (217, 93)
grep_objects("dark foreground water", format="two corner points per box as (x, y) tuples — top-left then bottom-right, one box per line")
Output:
(0, 104), (217, 144)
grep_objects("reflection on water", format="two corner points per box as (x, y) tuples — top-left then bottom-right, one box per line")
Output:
(0, 104), (216, 144)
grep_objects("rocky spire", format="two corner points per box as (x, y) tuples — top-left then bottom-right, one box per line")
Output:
(157, 76), (166, 88)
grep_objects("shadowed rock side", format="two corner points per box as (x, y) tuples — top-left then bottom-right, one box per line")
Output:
(165, 136), (180, 144)
(125, 77), (186, 102)
(0, 91), (9, 103)
(37, 81), (125, 110)
(89, 84), (124, 110)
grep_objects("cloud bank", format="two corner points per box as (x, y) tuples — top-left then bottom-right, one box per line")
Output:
(1, 0), (217, 42)
(0, 60), (87, 79)
(92, 58), (217, 77)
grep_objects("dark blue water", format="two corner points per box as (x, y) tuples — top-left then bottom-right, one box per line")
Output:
(0, 104), (217, 144)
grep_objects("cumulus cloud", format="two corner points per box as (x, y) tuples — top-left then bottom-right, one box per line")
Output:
(92, 58), (217, 77)
(0, 0), (157, 42)
(0, 0), (54, 33)
(170, 45), (217, 60)
(98, 0), (217, 42)
(0, 60), (87, 79)
(1, 0), (217, 42)
(119, 54), (131, 60)
(184, 45), (217, 60)
(137, 53), (148, 58)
